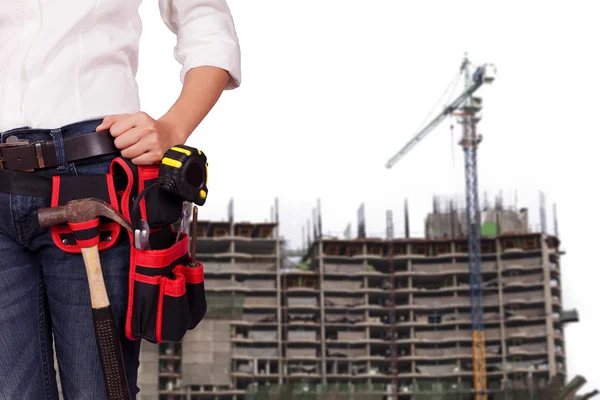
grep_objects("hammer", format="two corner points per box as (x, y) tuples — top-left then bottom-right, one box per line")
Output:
(38, 198), (132, 400)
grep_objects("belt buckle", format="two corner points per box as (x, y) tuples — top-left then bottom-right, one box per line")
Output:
(0, 140), (31, 169)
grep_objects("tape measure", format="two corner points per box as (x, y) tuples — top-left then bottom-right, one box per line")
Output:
(159, 145), (209, 206)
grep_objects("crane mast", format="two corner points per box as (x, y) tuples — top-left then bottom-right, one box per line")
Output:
(385, 55), (495, 400)
(459, 58), (487, 398)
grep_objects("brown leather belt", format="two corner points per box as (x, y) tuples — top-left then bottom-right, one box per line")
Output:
(0, 130), (119, 171)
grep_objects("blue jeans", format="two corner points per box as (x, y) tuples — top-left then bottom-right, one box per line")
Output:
(0, 119), (140, 399)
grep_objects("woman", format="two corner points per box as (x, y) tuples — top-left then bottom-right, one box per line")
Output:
(0, 0), (240, 398)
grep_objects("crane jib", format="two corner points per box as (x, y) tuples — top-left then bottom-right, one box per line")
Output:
(385, 77), (483, 169)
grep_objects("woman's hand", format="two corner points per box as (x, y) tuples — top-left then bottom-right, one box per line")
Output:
(97, 66), (232, 165)
(96, 112), (186, 165)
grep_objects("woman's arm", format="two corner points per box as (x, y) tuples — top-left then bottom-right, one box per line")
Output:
(161, 65), (232, 143)
(96, 65), (231, 165)
(96, 0), (241, 165)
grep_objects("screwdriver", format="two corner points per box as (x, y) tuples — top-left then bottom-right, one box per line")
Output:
(188, 205), (199, 268)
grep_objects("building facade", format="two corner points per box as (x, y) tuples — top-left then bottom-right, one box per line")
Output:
(137, 210), (573, 399)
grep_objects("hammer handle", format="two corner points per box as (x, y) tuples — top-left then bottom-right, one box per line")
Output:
(82, 247), (110, 308)
(81, 245), (131, 399)
(93, 306), (131, 400)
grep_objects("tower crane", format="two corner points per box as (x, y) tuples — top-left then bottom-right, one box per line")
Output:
(385, 55), (496, 400)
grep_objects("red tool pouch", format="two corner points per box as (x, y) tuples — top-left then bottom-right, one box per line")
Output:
(109, 157), (207, 343)
(129, 236), (207, 343)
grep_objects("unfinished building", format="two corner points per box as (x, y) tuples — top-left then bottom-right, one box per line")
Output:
(136, 199), (581, 399)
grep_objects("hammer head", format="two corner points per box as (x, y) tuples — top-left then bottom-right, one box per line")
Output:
(38, 198), (133, 232)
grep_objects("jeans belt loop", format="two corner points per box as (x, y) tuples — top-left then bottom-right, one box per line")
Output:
(50, 128), (67, 171)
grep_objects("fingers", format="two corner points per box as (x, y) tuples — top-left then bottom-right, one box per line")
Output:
(113, 126), (144, 151)
(97, 111), (167, 165)
(109, 115), (140, 138)
(121, 140), (164, 165)
(131, 151), (162, 166)
(98, 112), (154, 137)
(119, 136), (147, 159)
(117, 124), (162, 162)
(96, 115), (129, 132)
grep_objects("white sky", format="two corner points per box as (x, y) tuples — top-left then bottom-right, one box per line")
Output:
(138, 0), (599, 392)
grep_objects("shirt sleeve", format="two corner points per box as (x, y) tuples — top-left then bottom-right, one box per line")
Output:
(159, 0), (241, 90)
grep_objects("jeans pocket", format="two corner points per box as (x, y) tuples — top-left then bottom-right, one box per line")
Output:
(72, 153), (119, 176)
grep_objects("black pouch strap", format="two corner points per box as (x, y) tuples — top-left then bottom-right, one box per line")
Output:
(0, 169), (52, 197)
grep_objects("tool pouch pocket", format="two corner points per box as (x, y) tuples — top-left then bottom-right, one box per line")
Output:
(110, 157), (207, 343)
(127, 233), (207, 343)
(110, 157), (183, 249)
(50, 174), (121, 253)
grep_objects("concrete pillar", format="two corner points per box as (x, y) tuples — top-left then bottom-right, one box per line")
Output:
(363, 242), (371, 387)
(541, 234), (557, 377)
(275, 215), (283, 384)
(495, 238), (509, 383)
(318, 239), (327, 384)
(407, 244), (416, 392)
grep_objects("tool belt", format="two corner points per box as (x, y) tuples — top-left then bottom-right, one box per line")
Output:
(0, 154), (207, 343)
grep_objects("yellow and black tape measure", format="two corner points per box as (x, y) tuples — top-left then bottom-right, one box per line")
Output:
(159, 144), (209, 206)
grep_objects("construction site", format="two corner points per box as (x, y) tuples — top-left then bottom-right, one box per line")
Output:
(135, 196), (593, 400)
(135, 55), (596, 399)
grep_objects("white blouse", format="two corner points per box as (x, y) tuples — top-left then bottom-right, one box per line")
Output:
(0, 0), (241, 132)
